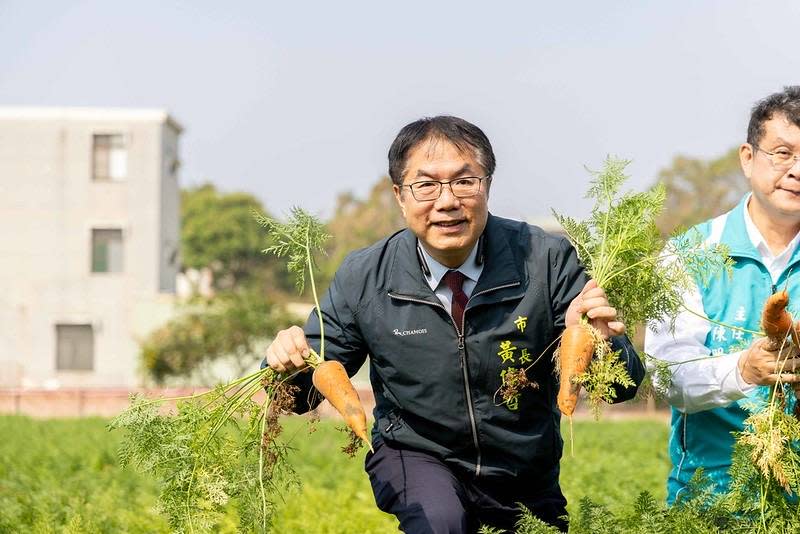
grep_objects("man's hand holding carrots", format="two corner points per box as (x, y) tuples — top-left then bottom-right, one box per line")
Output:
(566, 280), (626, 339)
(266, 325), (311, 373)
(739, 338), (800, 386)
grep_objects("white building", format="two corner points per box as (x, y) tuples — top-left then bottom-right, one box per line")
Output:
(0, 108), (182, 388)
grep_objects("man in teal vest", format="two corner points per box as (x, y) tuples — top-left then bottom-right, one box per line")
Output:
(646, 86), (800, 504)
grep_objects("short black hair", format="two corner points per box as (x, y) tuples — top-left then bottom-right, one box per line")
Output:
(387, 116), (496, 185)
(747, 86), (800, 146)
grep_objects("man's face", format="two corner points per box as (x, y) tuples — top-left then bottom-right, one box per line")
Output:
(393, 138), (490, 268)
(741, 114), (800, 224)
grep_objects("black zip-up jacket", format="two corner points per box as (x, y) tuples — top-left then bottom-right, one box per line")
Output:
(292, 214), (644, 485)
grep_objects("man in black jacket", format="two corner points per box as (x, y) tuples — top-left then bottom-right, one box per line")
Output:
(266, 116), (644, 533)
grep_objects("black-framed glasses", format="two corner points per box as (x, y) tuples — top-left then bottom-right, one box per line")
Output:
(402, 175), (491, 202)
(755, 145), (800, 171)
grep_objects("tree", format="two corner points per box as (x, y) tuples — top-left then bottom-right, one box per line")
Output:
(140, 184), (299, 382)
(141, 290), (292, 383)
(654, 148), (748, 235)
(319, 177), (406, 284)
(181, 183), (290, 290)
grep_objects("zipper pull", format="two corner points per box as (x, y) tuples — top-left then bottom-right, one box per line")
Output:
(458, 335), (465, 350)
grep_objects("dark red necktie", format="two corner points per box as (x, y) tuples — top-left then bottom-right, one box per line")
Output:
(443, 270), (468, 330)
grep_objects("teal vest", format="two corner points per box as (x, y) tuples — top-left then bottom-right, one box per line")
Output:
(668, 196), (800, 504)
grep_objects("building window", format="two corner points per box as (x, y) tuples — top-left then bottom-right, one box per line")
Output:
(56, 324), (94, 371)
(92, 134), (127, 181)
(91, 229), (123, 273)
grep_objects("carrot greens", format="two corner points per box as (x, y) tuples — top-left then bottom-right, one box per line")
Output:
(110, 208), (366, 533)
(553, 156), (731, 416)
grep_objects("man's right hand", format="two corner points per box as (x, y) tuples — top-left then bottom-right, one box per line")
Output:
(738, 337), (800, 385)
(266, 325), (311, 373)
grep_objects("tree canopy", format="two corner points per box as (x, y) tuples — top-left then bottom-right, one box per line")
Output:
(141, 290), (291, 382)
(654, 147), (748, 235)
(319, 177), (405, 284)
(181, 183), (278, 288)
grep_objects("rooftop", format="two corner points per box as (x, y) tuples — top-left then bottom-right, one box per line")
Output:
(0, 106), (183, 133)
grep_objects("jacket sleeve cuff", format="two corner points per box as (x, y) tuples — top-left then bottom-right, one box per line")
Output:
(723, 349), (757, 399)
(607, 334), (645, 403)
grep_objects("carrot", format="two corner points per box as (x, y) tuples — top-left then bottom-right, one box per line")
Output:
(312, 360), (373, 452)
(762, 290), (793, 350)
(760, 291), (800, 419)
(556, 323), (596, 417)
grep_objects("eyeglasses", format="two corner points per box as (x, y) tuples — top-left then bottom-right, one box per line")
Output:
(755, 146), (800, 171)
(401, 176), (491, 202)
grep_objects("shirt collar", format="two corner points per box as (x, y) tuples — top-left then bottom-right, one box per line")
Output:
(743, 193), (800, 262)
(419, 242), (482, 291)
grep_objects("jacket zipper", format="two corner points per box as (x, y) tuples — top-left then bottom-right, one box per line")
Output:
(675, 412), (687, 480)
(389, 280), (521, 477)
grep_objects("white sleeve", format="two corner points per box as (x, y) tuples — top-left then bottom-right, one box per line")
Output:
(644, 282), (756, 414)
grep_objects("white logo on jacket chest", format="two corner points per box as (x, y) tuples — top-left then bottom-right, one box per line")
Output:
(393, 328), (428, 337)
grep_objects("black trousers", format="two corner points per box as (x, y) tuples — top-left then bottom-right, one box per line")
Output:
(365, 440), (568, 534)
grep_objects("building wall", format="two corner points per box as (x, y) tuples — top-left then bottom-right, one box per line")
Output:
(159, 123), (181, 293)
(0, 109), (181, 388)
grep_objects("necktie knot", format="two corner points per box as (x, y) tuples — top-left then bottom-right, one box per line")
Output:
(443, 269), (467, 294)
(443, 270), (468, 331)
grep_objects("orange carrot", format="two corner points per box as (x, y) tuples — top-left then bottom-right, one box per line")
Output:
(762, 290), (793, 350)
(312, 360), (373, 451)
(760, 291), (800, 418)
(556, 324), (595, 417)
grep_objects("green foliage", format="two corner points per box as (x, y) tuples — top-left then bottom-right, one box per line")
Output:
(0, 417), (169, 533)
(574, 346), (635, 419)
(109, 369), (303, 532)
(478, 507), (562, 534)
(727, 385), (800, 531)
(181, 184), (285, 288)
(554, 157), (731, 413)
(555, 157), (730, 332)
(319, 179), (405, 286)
(511, 472), (751, 534)
(9, 417), (670, 533)
(141, 290), (292, 382)
(255, 207), (329, 360)
(114, 206), (334, 532)
(559, 420), (669, 508)
(514, 508), (564, 533)
(637, 353), (674, 399)
(655, 148), (746, 236)
(269, 419), (398, 533)
(254, 207), (330, 296)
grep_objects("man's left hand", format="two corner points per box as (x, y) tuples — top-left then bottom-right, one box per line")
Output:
(565, 280), (625, 339)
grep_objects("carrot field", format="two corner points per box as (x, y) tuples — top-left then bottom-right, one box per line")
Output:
(0, 415), (669, 533)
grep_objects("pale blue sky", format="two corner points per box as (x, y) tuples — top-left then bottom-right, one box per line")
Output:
(1, 1), (798, 220)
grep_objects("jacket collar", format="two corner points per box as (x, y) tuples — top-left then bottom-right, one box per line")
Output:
(388, 214), (525, 301)
(722, 194), (800, 268)
(720, 195), (762, 259)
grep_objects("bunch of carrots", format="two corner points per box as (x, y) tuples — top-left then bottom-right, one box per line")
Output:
(760, 288), (800, 416)
(556, 268), (800, 422)
(256, 207), (371, 448)
(111, 208), (371, 532)
(731, 288), (800, 519)
(550, 157), (731, 421)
